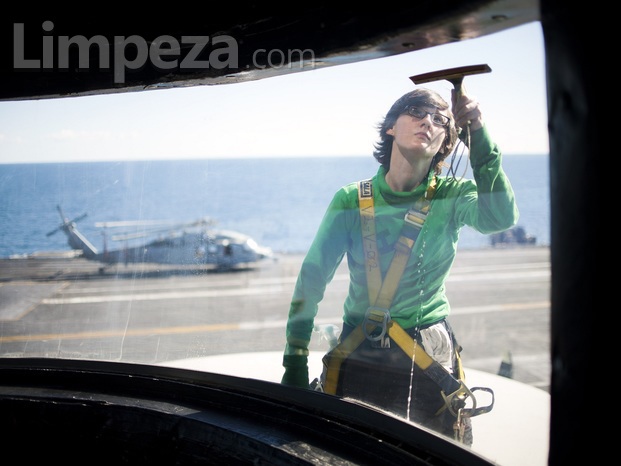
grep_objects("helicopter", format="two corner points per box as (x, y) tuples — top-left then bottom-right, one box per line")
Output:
(46, 205), (273, 272)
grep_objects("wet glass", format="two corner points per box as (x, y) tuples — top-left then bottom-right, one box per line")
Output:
(0, 21), (549, 466)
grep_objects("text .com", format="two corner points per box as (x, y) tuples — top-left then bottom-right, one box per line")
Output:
(13, 22), (317, 84)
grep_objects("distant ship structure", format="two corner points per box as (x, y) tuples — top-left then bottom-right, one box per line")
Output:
(490, 226), (537, 247)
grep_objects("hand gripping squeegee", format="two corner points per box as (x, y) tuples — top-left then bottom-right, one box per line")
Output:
(409, 64), (492, 95)
(409, 64), (492, 180)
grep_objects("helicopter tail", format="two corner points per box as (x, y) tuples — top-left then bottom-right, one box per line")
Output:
(47, 205), (99, 259)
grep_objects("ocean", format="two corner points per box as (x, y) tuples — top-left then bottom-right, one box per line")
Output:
(0, 155), (549, 259)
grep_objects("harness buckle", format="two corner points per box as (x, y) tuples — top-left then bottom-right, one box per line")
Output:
(363, 307), (391, 342)
(403, 208), (427, 229)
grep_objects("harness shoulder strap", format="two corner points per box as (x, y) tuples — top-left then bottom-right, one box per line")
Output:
(358, 179), (381, 305)
(358, 176), (436, 309)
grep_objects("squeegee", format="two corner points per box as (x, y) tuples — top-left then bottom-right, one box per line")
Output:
(409, 64), (491, 94)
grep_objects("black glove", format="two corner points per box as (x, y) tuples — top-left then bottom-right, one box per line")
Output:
(281, 354), (309, 389)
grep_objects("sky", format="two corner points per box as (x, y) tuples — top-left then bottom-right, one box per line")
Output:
(0, 22), (548, 164)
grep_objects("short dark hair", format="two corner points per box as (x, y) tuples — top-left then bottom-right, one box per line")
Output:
(373, 88), (458, 175)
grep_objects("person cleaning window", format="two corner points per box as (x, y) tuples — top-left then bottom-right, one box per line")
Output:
(281, 82), (518, 445)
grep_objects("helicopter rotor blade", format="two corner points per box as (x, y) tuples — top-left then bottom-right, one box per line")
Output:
(95, 219), (178, 228)
(109, 222), (206, 242)
(96, 217), (215, 229)
(100, 217), (216, 241)
(71, 213), (88, 224)
(46, 227), (60, 237)
(46, 207), (88, 237)
(46, 205), (67, 236)
(110, 232), (152, 241)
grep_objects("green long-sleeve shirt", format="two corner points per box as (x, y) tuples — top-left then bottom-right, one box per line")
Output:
(284, 125), (519, 355)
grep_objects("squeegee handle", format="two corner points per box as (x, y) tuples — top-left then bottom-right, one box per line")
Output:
(448, 77), (465, 97)
(449, 77), (469, 132)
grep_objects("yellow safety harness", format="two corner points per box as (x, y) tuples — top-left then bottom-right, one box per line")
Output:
(322, 177), (494, 441)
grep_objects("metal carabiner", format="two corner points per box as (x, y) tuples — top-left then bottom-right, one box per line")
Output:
(441, 380), (475, 418)
(453, 408), (466, 443)
(460, 386), (495, 418)
(362, 307), (391, 341)
(441, 383), (495, 419)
